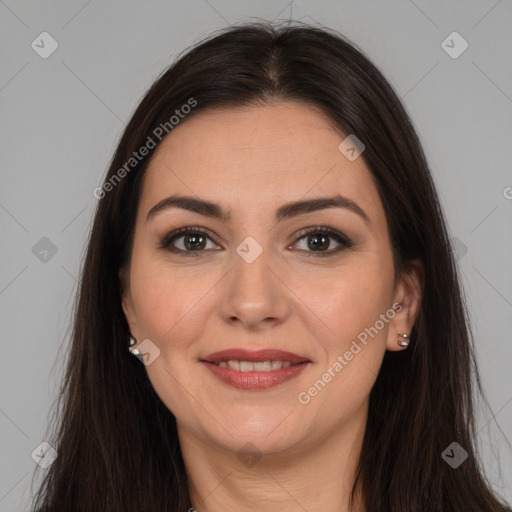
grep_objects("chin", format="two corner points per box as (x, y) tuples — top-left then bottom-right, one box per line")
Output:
(202, 414), (310, 456)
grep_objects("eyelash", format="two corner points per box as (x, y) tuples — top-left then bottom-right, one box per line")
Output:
(158, 225), (353, 258)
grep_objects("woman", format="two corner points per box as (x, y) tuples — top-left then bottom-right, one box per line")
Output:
(31, 20), (511, 511)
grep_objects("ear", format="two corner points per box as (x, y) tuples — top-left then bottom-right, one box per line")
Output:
(119, 265), (138, 337)
(386, 258), (423, 352)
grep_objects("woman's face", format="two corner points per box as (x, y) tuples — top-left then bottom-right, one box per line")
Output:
(121, 101), (421, 456)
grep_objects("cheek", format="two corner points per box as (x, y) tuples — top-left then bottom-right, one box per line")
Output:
(292, 257), (393, 344)
(131, 243), (394, 351)
(129, 254), (219, 348)
(291, 258), (393, 404)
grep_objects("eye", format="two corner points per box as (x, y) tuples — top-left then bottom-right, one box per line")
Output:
(159, 225), (353, 257)
(292, 226), (353, 257)
(159, 226), (220, 256)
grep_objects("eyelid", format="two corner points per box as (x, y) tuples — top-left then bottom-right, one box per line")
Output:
(292, 226), (353, 255)
(294, 226), (351, 244)
(159, 225), (221, 251)
(159, 225), (353, 256)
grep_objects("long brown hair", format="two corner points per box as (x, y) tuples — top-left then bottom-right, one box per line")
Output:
(31, 20), (510, 511)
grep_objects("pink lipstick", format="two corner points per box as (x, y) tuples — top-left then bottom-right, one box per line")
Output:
(200, 348), (310, 390)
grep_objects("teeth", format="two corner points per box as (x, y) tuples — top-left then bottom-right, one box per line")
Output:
(227, 360), (240, 371)
(220, 360), (294, 371)
(254, 361), (271, 371)
(239, 361), (254, 372)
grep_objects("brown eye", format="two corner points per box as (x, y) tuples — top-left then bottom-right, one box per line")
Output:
(293, 227), (353, 257)
(160, 227), (220, 255)
(159, 225), (352, 258)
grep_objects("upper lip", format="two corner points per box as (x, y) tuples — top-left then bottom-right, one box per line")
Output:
(201, 349), (310, 364)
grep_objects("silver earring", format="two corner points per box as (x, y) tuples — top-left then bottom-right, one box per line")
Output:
(128, 336), (144, 362)
(397, 333), (409, 348)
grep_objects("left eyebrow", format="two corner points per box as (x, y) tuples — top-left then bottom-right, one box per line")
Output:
(146, 194), (373, 229)
(275, 195), (372, 229)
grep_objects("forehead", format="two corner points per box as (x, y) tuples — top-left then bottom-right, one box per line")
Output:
(138, 101), (383, 225)
(148, 101), (346, 170)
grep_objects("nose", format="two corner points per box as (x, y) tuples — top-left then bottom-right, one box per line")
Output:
(219, 241), (291, 331)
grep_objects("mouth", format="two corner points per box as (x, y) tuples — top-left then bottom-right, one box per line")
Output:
(202, 360), (305, 371)
(201, 348), (310, 365)
(199, 349), (311, 390)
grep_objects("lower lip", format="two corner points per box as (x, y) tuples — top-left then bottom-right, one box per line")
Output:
(201, 361), (309, 390)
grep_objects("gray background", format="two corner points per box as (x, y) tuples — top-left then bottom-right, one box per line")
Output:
(1, 1), (511, 510)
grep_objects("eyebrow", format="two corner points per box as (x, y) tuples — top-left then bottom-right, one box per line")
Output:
(146, 194), (372, 228)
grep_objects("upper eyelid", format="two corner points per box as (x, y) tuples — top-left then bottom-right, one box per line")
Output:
(162, 225), (350, 250)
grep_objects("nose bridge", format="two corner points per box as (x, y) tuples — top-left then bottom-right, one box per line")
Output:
(219, 233), (289, 328)
(232, 233), (275, 300)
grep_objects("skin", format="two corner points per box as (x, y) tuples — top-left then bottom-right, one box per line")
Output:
(120, 101), (423, 512)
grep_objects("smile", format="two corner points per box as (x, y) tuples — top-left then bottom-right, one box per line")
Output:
(201, 360), (310, 390)
(215, 360), (293, 371)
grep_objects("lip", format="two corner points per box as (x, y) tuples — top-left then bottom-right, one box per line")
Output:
(201, 360), (310, 390)
(200, 348), (311, 391)
(201, 348), (310, 365)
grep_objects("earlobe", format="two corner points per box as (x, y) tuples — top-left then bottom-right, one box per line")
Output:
(387, 259), (424, 352)
(397, 332), (410, 348)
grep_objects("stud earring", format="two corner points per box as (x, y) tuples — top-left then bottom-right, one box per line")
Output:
(397, 333), (409, 348)
(128, 335), (144, 362)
